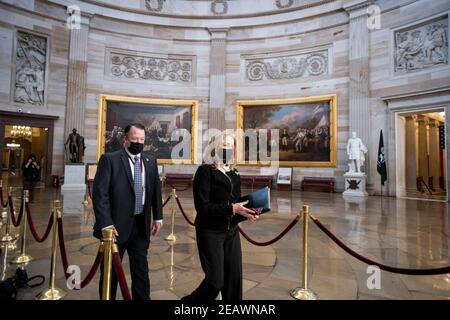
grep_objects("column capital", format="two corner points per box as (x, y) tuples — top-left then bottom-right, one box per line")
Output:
(208, 28), (229, 41)
(415, 114), (429, 125)
(428, 118), (438, 127)
(343, 0), (373, 19)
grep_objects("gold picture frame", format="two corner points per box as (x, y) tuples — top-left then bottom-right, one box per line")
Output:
(97, 94), (198, 164)
(236, 94), (337, 167)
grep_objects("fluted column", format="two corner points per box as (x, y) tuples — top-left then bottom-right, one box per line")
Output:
(428, 119), (440, 190)
(416, 115), (429, 187)
(208, 28), (228, 133)
(344, 0), (371, 181)
(64, 14), (91, 137)
(405, 116), (418, 193)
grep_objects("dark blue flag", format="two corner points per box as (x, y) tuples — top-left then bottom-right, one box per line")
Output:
(377, 130), (387, 186)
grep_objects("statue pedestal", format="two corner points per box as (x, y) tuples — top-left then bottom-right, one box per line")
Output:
(343, 172), (368, 197)
(61, 164), (86, 215)
(61, 164), (86, 191)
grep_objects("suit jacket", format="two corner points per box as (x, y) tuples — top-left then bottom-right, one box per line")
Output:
(92, 148), (163, 243)
(193, 164), (246, 231)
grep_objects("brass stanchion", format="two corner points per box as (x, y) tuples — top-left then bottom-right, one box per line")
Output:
(101, 228), (114, 300)
(165, 188), (177, 242)
(36, 200), (67, 300)
(0, 188), (17, 247)
(12, 190), (33, 264)
(291, 205), (317, 300)
(1, 180), (7, 219)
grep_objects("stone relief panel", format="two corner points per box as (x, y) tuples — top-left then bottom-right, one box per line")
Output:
(108, 49), (193, 83)
(211, 0), (228, 15)
(145, 0), (165, 12)
(14, 31), (47, 106)
(275, 0), (294, 9)
(394, 16), (448, 74)
(245, 50), (328, 81)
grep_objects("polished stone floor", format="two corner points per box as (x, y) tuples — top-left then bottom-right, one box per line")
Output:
(0, 177), (449, 300)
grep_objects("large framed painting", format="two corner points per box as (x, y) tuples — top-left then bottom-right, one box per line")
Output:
(236, 94), (337, 167)
(97, 95), (198, 164)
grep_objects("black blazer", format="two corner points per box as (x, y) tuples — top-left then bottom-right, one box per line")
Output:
(92, 148), (163, 243)
(193, 164), (246, 231)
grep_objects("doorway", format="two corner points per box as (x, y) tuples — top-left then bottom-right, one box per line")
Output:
(0, 110), (58, 186)
(396, 107), (446, 201)
(2, 125), (49, 189)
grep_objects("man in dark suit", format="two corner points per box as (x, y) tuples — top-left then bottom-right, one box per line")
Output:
(93, 123), (163, 300)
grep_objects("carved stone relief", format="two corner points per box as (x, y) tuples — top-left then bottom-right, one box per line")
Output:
(145, 0), (165, 12)
(394, 16), (448, 74)
(14, 31), (47, 106)
(211, 0), (228, 15)
(108, 50), (193, 83)
(275, 0), (294, 9)
(246, 50), (328, 81)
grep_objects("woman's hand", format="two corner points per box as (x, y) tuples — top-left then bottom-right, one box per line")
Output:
(232, 200), (259, 221)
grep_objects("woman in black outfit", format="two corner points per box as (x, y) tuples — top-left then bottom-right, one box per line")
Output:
(182, 134), (258, 301)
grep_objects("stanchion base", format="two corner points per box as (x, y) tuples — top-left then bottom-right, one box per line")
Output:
(36, 287), (67, 300)
(165, 233), (177, 241)
(0, 233), (17, 243)
(291, 287), (317, 300)
(11, 254), (33, 264)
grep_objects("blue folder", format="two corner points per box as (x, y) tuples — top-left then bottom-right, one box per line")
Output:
(239, 187), (271, 214)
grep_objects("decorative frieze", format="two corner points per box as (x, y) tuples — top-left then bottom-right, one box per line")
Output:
(211, 0), (228, 15)
(108, 50), (193, 83)
(145, 0), (165, 12)
(245, 50), (328, 81)
(394, 16), (448, 74)
(14, 31), (47, 106)
(275, 0), (294, 9)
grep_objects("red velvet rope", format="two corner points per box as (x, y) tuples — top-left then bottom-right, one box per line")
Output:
(175, 196), (195, 226)
(8, 195), (24, 227)
(0, 187), (7, 207)
(26, 202), (53, 243)
(310, 216), (450, 275)
(78, 249), (104, 289)
(238, 215), (300, 246)
(112, 251), (132, 300)
(162, 194), (172, 207)
(57, 216), (104, 288)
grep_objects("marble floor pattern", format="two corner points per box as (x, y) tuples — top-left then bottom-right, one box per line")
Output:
(0, 180), (449, 300)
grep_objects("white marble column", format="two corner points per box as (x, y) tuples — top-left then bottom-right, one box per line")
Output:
(428, 119), (440, 190)
(405, 116), (418, 193)
(208, 28), (228, 133)
(344, 0), (371, 182)
(416, 115), (429, 187)
(64, 15), (91, 137)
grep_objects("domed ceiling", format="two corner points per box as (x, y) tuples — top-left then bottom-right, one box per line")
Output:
(86, 0), (332, 18)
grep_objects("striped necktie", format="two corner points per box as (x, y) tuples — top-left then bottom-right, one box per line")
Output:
(133, 156), (144, 215)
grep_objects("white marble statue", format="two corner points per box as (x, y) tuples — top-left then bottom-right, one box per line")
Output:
(346, 132), (368, 174)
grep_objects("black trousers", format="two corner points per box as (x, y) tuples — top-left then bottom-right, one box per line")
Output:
(183, 227), (243, 301)
(98, 214), (150, 300)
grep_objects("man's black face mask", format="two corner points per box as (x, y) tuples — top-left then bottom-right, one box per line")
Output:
(128, 142), (144, 155)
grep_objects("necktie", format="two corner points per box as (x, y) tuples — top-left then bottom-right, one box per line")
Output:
(133, 156), (144, 215)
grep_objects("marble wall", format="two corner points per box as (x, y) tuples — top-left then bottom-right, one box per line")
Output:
(0, 0), (449, 196)
(0, 1), (69, 175)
